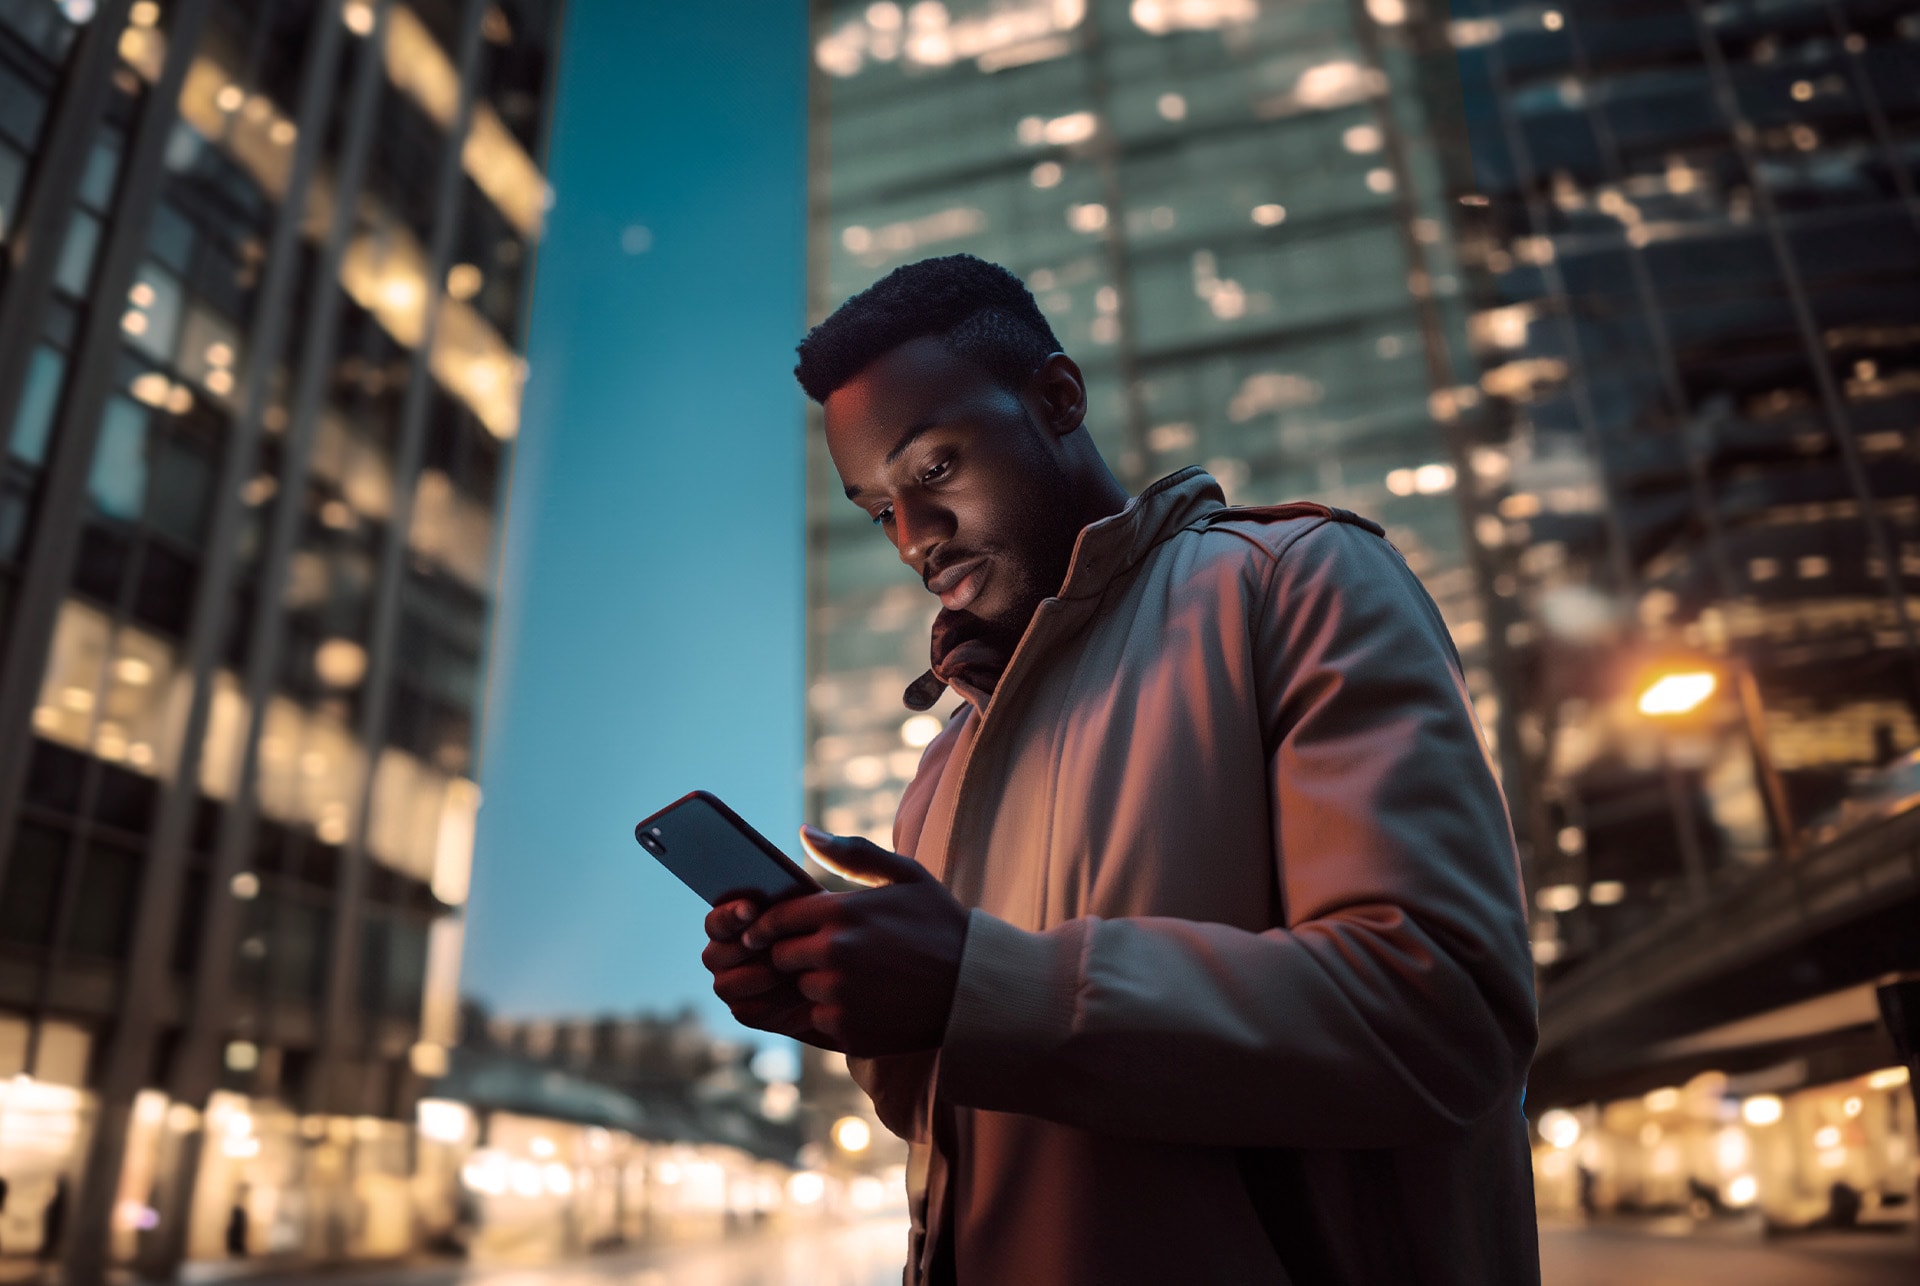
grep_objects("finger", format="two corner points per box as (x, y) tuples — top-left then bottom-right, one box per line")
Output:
(809, 1003), (847, 1044)
(705, 900), (760, 943)
(730, 994), (817, 1039)
(799, 826), (927, 888)
(796, 970), (840, 1004)
(768, 932), (835, 974)
(711, 962), (791, 1003)
(742, 891), (837, 949)
(701, 937), (761, 973)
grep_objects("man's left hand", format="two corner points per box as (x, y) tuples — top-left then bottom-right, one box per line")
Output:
(740, 825), (970, 1058)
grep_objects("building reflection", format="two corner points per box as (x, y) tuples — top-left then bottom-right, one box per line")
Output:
(0, 0), (556, 1279)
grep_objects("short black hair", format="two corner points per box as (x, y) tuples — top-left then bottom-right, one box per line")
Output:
(794, 254), (1063, 404)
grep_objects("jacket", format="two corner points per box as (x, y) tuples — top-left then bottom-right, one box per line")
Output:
(854, 466), (1540, 1284)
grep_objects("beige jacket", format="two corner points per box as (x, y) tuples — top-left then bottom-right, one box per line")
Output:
(856, 467), (1539, 1285)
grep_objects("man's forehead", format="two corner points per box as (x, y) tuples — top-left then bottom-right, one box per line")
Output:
(823, 337), (985, 430)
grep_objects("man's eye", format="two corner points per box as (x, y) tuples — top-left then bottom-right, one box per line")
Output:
(923, 460), (950, 483)
(872, 507), (893, 527)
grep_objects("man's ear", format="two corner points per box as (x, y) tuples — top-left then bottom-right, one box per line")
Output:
(1032, 352), (1087, 438)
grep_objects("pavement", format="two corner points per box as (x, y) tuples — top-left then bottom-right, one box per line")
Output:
(1540, 1217), (1919, 1286)
(8, 1215), (1916, 1284)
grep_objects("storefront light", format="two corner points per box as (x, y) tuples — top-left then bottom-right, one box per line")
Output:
(1741, 1095), (1783, 1127)
(416, 1097), (470, 1144)
(1866, 1066), (1910, 1091)
(788, 1170), (825, 1205)
(1726, 1174), (1758, 1206)
(462, 1149), (509, 1196)
(509, 1159), (543, 1198)
(1538, 1109), (1581, 1149)
(832, 1115), (872, 1154)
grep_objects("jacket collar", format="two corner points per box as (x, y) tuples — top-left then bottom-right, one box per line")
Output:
(902, 468), (1228, 714)
(1055, 466), (1226, 602)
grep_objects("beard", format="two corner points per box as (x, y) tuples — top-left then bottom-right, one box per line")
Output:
(922, 434), (1087, 704)
(927, 538), (1071, 702)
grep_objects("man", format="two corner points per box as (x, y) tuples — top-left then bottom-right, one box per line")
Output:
(703, 255), (1539, 1283)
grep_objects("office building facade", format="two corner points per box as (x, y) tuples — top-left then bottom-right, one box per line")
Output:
(803, 0), (1528, 853)
(1451, 0), (1920, 1231)
(0, 0), (557, 1276)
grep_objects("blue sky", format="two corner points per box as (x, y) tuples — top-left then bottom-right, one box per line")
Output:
(460, 1), (809, 1033)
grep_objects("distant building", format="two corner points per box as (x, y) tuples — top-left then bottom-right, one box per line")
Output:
(1450, 0), (1920, 963)
(1449, 0), (1920, 1231)
(0, 1), (559, 1278)
(802, 0), (1526, 854)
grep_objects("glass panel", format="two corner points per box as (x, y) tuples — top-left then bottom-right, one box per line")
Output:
(176, 302), (241, 403)
(31, 599), (111, 753)
(383, 918), (428, 1017)
(0, 61), (46, 148)
(0, 822), (65, 947)
(123, 261), (185, 363)
(256, 698), (366, 843)
(148, 202), (193, 273)
(53, 209), (101, 297)
(367, 748), (446, 882)
(198, 670), (251, 800)
(10, 343), (65, 465)
(66, 840), (139, 959)
(87, 396), (149, 521)
(99, 622), (186, 780)
(131, 543), (195, 637)
(147, 433), (214, 546)
(408, 470), (494, 590)
(77, 138), (120, 211)
(0, 140), (24, 240)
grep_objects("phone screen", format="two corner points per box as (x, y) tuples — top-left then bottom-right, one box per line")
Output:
(634, 791), (821, 906)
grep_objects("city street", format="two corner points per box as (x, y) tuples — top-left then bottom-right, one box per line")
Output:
(185, 1221), (913, 1286)
(1540, 1219), (1920, 1286)
(160, 1217), (1920, 1286)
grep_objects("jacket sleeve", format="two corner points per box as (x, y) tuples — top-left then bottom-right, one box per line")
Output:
(934, 521), (1538, 1149)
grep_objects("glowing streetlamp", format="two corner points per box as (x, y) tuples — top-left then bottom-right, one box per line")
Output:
(1636, 670), (1717, 717)
(1634, 659), (1798, 862)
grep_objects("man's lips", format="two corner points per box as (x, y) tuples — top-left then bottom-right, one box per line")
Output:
(925, 556), (989, 611)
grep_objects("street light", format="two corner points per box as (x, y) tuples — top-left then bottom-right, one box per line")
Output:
(1634, 659), (1798, 862)
(1637, 670), (1716, 717)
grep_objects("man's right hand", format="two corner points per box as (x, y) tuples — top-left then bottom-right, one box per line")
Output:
(702, 900), (843, 1050)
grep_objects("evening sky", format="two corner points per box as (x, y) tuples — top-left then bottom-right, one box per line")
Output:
(461, 0), (810, 1036)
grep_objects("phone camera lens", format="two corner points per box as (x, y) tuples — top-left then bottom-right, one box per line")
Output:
(636, 825), (667, 856)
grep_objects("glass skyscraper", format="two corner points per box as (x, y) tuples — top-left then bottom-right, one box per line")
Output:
(804, 0), (1525, 852)
(1453, 0), (1920, 1228)
(1451, 0), (1920, 967)
(0, 0), (557, 1275)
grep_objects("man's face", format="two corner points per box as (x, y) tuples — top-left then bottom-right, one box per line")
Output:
(823, 337), (1085, 652)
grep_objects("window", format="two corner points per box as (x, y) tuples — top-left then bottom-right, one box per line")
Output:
(53, 209), (101, 297)
(88, 396), (149, 520)
(34, 600), (190, 781)
(0, 822), (65, 947)
(11, 344), (66, 465)
(66, 840), (139, 959)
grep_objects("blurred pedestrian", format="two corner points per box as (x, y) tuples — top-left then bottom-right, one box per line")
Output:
(702, 254), (1539, 1284)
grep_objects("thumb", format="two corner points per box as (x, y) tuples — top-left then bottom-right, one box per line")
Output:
(799, 825), (926, 888)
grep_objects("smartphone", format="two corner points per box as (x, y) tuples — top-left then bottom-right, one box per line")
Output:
(634, 790), (822, 907)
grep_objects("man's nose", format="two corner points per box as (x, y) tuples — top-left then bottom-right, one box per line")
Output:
(894, 495), (952, 570)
